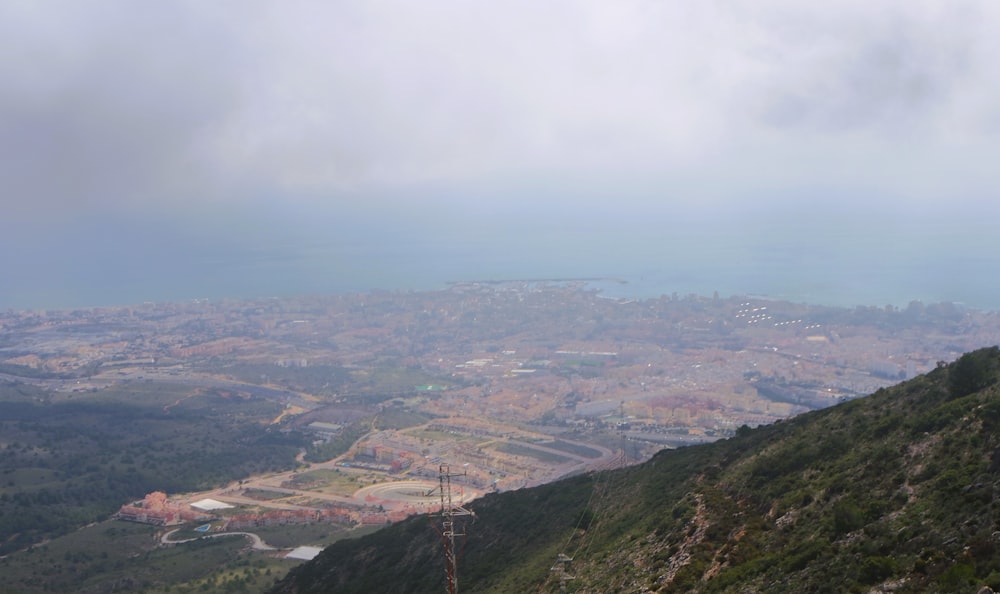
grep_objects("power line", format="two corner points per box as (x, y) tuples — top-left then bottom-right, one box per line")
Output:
(552, 406), (634, 590)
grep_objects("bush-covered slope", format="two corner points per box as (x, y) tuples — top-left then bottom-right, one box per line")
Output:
(0, 382), (308, 556)
(273, 346), (1000, 593)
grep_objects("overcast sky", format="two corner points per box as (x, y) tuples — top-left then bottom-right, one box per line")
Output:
(2, 1), (999, 308)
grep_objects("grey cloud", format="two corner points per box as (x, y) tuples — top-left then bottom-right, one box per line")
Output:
(748, 3), (995, 136)
(1, 0), (999, 223)
(0, 2), (242, 217)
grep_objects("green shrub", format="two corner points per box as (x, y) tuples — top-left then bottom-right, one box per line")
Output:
(936, 562), (975, 589)
(831, 499), (865, 536)
(859, 556), (897, 584)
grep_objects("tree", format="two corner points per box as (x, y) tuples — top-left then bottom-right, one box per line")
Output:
(949, 347), (1000, 399)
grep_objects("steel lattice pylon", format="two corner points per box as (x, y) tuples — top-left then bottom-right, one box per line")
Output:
(428, 464), (475, 594)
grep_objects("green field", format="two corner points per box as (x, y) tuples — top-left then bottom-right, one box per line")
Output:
(285, 468), (365, 495)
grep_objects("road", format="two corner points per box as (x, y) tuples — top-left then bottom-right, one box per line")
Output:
(161, 528), (275, 551)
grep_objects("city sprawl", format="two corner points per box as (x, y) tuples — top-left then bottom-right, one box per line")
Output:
(3, 282), (1000, 535)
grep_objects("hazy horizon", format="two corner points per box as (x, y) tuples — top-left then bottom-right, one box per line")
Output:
(4, 206), (997, 312)
(3, 2), (999, 311)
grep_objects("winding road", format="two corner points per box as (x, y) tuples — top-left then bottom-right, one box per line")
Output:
(161, 528), (275, 551)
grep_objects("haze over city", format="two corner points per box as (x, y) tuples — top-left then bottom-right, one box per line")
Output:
(3, 1), (999, 309)
(9, 4), (1000, 592)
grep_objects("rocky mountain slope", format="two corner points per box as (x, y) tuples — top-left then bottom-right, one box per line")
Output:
(271, 346), (1000, 593)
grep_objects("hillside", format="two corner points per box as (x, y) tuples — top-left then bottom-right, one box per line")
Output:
(0, 381), (307, 558)
(271, 346), (1000, 593)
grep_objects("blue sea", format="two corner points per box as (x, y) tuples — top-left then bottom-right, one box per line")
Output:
(3, 209), (999, 311)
